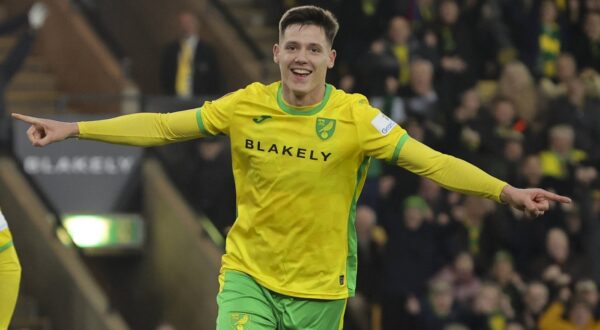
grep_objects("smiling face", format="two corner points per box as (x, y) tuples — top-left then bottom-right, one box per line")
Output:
(274, 24), (336, 106)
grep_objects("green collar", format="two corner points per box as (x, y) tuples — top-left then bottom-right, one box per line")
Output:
(277, 83), (332, 116)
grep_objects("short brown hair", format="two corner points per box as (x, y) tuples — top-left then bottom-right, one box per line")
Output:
(279, 6), (339, 46)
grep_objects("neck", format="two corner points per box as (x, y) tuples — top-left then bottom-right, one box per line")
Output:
(281, 83), (326, 107)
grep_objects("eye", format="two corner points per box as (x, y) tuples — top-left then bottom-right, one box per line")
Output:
(286, 45), (296, 51)
(310, 47), (321, 53)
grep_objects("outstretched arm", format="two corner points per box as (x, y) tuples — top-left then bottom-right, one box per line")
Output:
(396, 136), (570, 217)
(12, 109), (202, 147)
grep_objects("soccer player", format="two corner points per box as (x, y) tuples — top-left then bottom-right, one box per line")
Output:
(0, 210), (21, 329)
(13, 6), (570, 329)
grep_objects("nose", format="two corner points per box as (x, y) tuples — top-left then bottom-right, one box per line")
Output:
(294, 49), (308, 64)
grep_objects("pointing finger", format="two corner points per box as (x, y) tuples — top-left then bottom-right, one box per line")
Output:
(12, 113), (43, 126)
(539, 190), (572, 204)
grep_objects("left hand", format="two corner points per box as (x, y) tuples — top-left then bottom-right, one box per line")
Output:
(500, 185), (571, 218)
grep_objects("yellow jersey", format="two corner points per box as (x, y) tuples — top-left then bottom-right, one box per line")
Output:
(79, 81), (507, 299)
(0, 211), (13, 253)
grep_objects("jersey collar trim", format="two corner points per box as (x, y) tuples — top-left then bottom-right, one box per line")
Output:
(277, 83), (332, 116)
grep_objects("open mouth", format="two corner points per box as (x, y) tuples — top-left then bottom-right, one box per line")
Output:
(291, 68), (312, 78)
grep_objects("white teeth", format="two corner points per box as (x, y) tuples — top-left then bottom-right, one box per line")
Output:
(291, 69), (311, 75)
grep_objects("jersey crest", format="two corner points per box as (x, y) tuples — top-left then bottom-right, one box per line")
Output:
(316, 117), (336, 141)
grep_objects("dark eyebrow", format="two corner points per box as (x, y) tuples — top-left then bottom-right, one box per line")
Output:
(283, 41), (325, 49)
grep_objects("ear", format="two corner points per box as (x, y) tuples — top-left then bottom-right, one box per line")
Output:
(327, 49), (337, 69)
(273, 44), (280, 64)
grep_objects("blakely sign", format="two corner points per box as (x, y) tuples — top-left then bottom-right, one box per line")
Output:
(13, 115), (143, 214)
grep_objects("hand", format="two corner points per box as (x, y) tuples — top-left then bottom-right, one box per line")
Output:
(12, 113), (79, 147)
(500, 185), (571, 218)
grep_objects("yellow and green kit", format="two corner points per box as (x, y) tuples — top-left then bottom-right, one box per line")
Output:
(79, 81), (507, 325)
(0, 211), (21, 330)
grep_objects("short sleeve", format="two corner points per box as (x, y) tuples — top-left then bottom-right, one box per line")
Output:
(354, 96), (408, 161)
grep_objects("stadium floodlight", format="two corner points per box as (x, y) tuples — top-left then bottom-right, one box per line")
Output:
(60, 213), (145, 255)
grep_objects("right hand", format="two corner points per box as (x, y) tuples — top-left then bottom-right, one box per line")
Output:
(12, 113), (79, 147)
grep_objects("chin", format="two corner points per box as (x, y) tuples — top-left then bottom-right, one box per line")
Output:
(286, 82), (311, 95)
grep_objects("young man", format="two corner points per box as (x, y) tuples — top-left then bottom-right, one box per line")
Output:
(0, 210), (21, 329)
(13, 6), (570, 330)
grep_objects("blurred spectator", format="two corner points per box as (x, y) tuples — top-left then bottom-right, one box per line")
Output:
(497, 61), (541, 125)
(160, 11), (219, 98)
(446, 87), (483, 160)
(369, 76), (407, 124)
(358, 154), (384, 209)
(539, 297), (600, 330)
(464, 0), (517, 79)
(539, 125), (594, 196)
(574, 11), (600, 73)
(531, 228), (591, 293)
(417, 177), (452, 224)
(431, 0), (478, 114)
(404, 58), (445, 146)
(351, 205), (385, 330)
(355, 205), (385, 302)
(499, 0), (543, 74)
(0, 2), (47, 146)
(406, 280), (466, 329)
(381, 195), (444, 329)
(333, 0), (385, 72)
(463, 281), (514, 330)
(545, 77), (600, 160)
(516, 154), (558, 190)
(433, 251), (482, 307)
(479, 97), (528, 155)
(539, 52), (578, 99)
(445, 196), (509, 272)
(488, 250), (526, 316)
(575, 279), (600, 318)
(478, 97), (532, 179)
(379, 0), (437, 32)
(357, 16), (431, 96)
(405, 58), (439, 120)
(517, 281), (550, 330)
(535, 0), (563, 79)
(187, 138), (236, 235)
(564, 203), (589, 255)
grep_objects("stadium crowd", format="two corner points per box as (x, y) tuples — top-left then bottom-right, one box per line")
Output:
(168, 0), (600, 329)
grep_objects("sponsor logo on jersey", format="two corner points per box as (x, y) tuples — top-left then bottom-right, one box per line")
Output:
(245, 139), (332, 162)
(252, 115), (272, 124)
(316, 117), (336, 141)
(371, 113), (397, 136)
